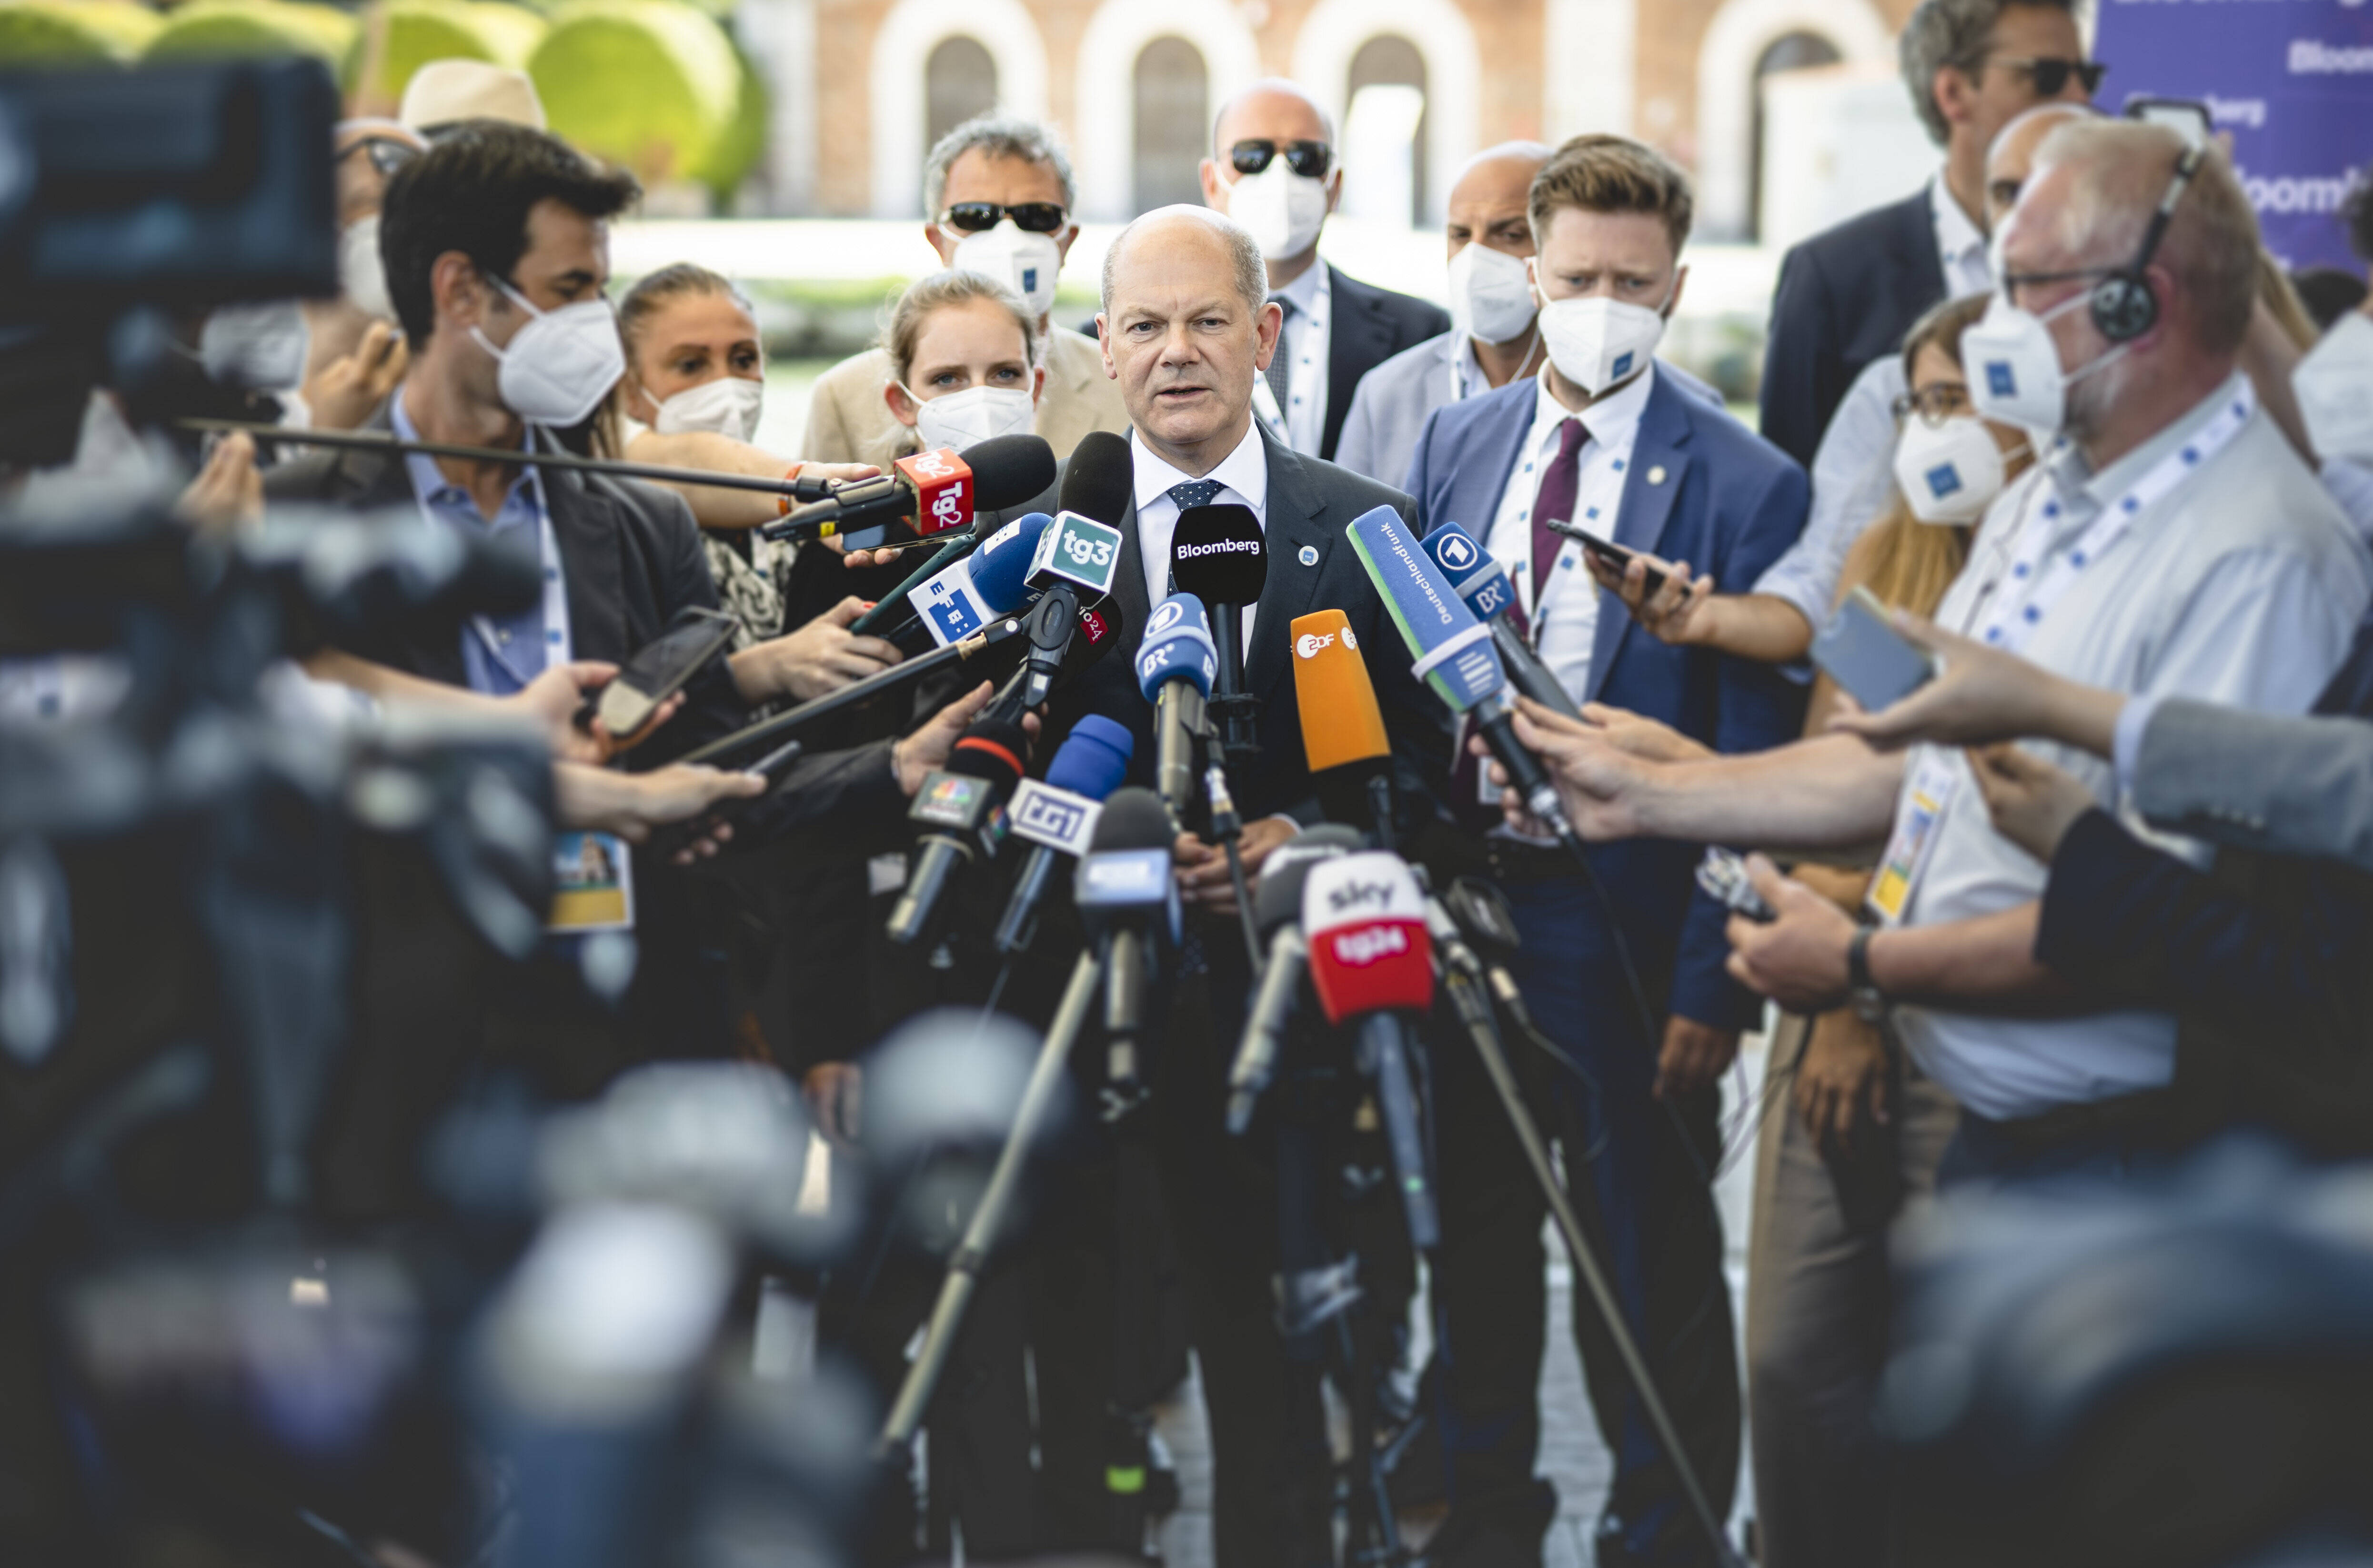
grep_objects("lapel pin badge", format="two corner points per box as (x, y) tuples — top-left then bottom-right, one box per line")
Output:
(1298, 545), (1319, 566)
(1647, 464), (1668, 486)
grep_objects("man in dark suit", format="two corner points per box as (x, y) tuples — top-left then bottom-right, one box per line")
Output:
(1402, 135), (1807, 1568)
(1199, 79), (1450, 464)
(1757, 0), (2093, 467)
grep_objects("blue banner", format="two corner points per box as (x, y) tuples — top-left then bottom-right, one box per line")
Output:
(2093, 0), (2373, 271)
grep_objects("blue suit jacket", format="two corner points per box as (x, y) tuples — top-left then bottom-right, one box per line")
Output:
(1403, 368), (1810, 1031)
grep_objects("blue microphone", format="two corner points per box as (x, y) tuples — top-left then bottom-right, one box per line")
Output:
(1422, 521), (1581, 719)
(994, 714), (1135, 955)
(899, 511), (1052, 650)
(1136, 593), (1219, 818)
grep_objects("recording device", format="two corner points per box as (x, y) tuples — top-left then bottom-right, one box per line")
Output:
(759, 433), (1055, 546)
(1170, 502), (1267, 763)
(888, 510), (1051, 652)
(993, 714), (1135, 955)
(884, 716), (1030, 946)
(1695, 848), (1776, 923)
(1811, 585), (1936, 714)
(1224, 825), (1361, 1133)
(2123, 94), (2212, 150)
(1290, 607), (1397, 847)
(644, 732), (809, 863)
(1016, 433), (1130, 708)
(1137, 593), (1219, 818)
(578, 606), (736, 737)
(1422, 521), (1584, 720)
(1074, 788), (1179, 1072)
(1550, 519), (1670, 601)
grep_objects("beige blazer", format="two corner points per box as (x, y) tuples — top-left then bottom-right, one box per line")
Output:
(798, 323), (1130, 470)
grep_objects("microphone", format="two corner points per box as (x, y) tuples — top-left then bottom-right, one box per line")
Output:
(761, 433), (1055, 544)
(985, 595), (1125, 726)
(890, 510), (1052, 653)
(1301, 849), (1440, 1248)
(884, 716), (1030, 947)
(1170, 501), (1267, 763)
(1224, 824), (1361, 1134)
(1016, 431), (1132, 708)
(1288, 607), (1395, 847)
(992, 714), (1135, 955)
(1422, 521), (1583, 721)
(1073, 787), (1179, 1091)
(1136, 593), (1218, 819)
(1346, 504), (1575, 848)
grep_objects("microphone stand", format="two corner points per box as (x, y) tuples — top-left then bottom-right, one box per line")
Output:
(1206, 601), (1261, 768)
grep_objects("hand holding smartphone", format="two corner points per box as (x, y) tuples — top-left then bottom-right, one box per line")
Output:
(1551, 519), (1671, 600)
(1811, 587), (1936, 715)
(575, 607), (737, 740)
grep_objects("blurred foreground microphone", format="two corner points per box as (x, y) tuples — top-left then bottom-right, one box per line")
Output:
(1137, 593), (1218, 817)
(762, 433), (1054, 544)
(1348, 505), (1576, 852)
(1170, 502), (1267, 762)
(1073, 788), (1179, 1091)
(1302, 850), (1440, 1246)
(885, 715), (1030, 946)
(1422, 521), (1581, 720)
(1016, 431), (1131, 707)
(1289, 607), (1395, 846)
(1224, 825), (1360, 1133)
(892, 510), (1051, 652)
(994, 714), (1135, 955)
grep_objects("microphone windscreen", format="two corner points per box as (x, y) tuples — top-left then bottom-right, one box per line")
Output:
(1046, 713), (1134, 801)
(961, 434), (1058, 510)
(1252, 831), (1353, 935)
(1347, 504), (1506, 716)
(966, 511), (1053, 612)
(1290, 608), (1389, 772)
(1058, 430), (1135, 526)
(1136, 593), (1218, 703)
(949, 717), (1029, 784)
(1423, 522), (1519, 623)
(1171, 503), (1267, 605)
(1090, 786), (1175, 852)
(1301, 851), (1435, 1024)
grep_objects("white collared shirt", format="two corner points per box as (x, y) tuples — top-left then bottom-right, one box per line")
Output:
(1929, 176), (1992, 301)
(1131, 420), (1270, 655)
(1478, 362), (1658, 703)
(1266, 262), (1330, 456)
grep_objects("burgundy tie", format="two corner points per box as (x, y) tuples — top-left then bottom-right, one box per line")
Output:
(1529, 416), (1590, 614)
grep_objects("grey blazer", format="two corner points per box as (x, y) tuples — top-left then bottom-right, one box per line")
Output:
(2136, 698), (2373, 874)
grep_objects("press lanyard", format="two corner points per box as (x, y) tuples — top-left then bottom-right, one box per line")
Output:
(1253, 265), (1331, 454)
(1448, 331), (1542, 407)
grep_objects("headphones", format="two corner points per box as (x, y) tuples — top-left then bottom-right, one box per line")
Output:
(2089, 144), (2206, 343)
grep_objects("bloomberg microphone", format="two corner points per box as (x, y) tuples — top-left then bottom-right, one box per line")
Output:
(1170, 502), (1267, 763)
(885, 715), (1030, 947)
(1421, 521), (1583, 721)
(1288, 607), (1396, 848)
(761, 432), (1054, 544)
(1136, 593), (1218, 819)
(1223, 825), (1360, 1134)
(992, 714), (1135, 955)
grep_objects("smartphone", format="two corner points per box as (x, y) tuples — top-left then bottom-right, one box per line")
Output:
(648, 735), (806, 861)
(1695, 848), (1775, 923)
(1551, 519), (1669, 599)
(1811, 586), (1935, 714)
(581, 607), (737, 737)
(2123, 96), (2212, 151)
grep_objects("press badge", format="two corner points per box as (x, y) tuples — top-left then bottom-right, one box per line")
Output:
(548, 830), (635, 932)
(1866, 751), (1959, 926)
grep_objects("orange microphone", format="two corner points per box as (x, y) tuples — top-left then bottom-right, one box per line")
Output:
(1290, 608), (1396, 846)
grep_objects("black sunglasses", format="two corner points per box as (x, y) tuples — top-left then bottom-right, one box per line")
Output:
(938, 201), (1069, 234)
(338, 135), (421, 179)
(1229, 139), (1331, 180)
(1993, 55), (2107, 98)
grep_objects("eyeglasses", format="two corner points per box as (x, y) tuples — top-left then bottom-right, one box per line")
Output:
(1992, 55), (2107, 98)
(1891, 380), (1974, 426)
(1229, 140), (1332, 181)
(937, 201), (1069, 234)
(338, 135), (421, 179)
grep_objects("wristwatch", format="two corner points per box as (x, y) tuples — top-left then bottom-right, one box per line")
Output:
(1845, 925), (1886, 1024)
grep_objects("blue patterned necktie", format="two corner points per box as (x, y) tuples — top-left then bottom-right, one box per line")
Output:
(1167, 479), (1223, 511)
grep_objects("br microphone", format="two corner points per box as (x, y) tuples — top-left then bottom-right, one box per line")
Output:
(1017, 431), (1131, 707)
(885, 715), (1030, 947)
(761, 433), (1055, 544)
(1422, 521), (1582, 721)
(893, 510), (1051, 652)
(1224, 824), (1361, 1134)
(1136, 593), (1218, 819)
(993, 714), (1134, 955)
(1288, 607), (1395, 847)
(1301, 850), (1440, 1248)
(1170, 502), (1267, 763)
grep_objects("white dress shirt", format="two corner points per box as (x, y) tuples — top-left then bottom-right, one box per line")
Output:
(1930, 176), (1991, 300)
(1263, 262), (1330, 456)
(1890, 374), (2372, 1122)
(1131, 420), (1270, 654)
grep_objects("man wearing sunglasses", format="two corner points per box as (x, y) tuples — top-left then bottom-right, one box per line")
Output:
(1197, 79), (1449, 464)
(1759, 0), (2097, 472)
(295, 119), (429, 432)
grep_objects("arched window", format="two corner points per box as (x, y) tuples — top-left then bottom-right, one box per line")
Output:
(1346, 35), (1428, 227)
(1132, 37), (1208, 213)
(1749, 30), (1840, 241)
(925, 36), (998, 158)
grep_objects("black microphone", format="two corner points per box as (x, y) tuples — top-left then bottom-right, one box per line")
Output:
(1170, 502), (1267, 764)
(1225, 825), (1361, 1133)
(1017, 431), (1132, 708)
(761, 433), (1055, 544)
(884, 716), (1030, 947)
(986, 595), (1125, 725)
(1073, 788), (1179, 1076)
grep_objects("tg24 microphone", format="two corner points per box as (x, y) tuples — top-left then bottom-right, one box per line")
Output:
(992, 714), (1135, 955)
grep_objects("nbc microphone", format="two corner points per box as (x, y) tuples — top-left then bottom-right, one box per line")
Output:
(1224, 825), (1361, 1134)
(1136, 593), (1218, 818)
(1016, 431), (1132, 708)
(1421, 521), (1583, 720)
(992, 714), (1135, 955)
(1170, 502), (1267, 763)
(1288, 607), (1395, 848)
(1301, 849), (1440, 1249)
(885, 510), (1052, 653)
(885, 715), (1030, 947)
(761, 432), (1055, 544)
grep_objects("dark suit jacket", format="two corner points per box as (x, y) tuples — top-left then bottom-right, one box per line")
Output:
(1402, 369), (1810, 1032)
(1037, 424), (1451, 830)
(1323, 264), (1452, 464)
(1756, 189), (1943, 470)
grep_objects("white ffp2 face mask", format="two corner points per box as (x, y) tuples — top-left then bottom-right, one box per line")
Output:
(950, 221), (1064, 318)
(651, 373), (764, 443)
(1535, 285), (1669, 397)
(1448, 242), (1537, 346)
(907, 382), (1036, 452)
(471, 274), (625, 427)
(1222, 160), (1329, 261)
(1962, 289), (2125, 440)
(340, 213), (393, 322)
(1893, 413), (2020, 524)
(2295, 311), (2373, 466)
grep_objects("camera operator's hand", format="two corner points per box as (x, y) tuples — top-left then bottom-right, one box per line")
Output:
(730, 596), (904, 704)
(176, 432), (263, 535)
(804, 1062), (863, 1146)
(891, 682), (1041, 795)
(553, 761), (766, 859)
(1966, 743), (2095, 863)
(1828, 610), (2124, 758)
(305, 320), (408, 433)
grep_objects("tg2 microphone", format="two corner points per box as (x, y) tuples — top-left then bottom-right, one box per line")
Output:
(1223, 824), (1361, 1134)
(761, 433), (1054, 545)
(992, 714), (1135, 955)
(1288, 607), (1395, 847)
(885, 716), (1030, 947)
(1136, 593), (1218, 819)
(1170, 501), (1267, 763)
(1422, 521), (1582, 721)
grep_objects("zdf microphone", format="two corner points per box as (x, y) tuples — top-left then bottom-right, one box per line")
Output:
(1225, 824), (1361, 1135)
(1422, 521), (1582, 720)
(885, 715), (1030, 947)
(993, 714), (1134, 955)
(1289, 607), (1394, 846)
(1137, 593), (1218, 818)
(762, 432), (1055, 544)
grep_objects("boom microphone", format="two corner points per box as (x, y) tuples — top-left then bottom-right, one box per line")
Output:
(1288, 607), (1395, 847)
(993, 714), (1135, 955)
(1421, 521), (1582, 720)
(885, 716), (1030, 947)
(1170, 502), (1267, 763)
(762, 433), (1055, 544)
(1136, 593), (1218, 819)
(1224, 825), (1361, 1134)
